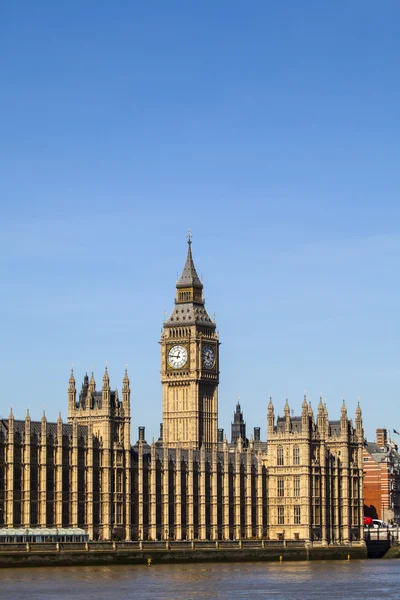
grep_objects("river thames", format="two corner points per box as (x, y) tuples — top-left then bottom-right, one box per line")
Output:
(0, 560), (398, 600)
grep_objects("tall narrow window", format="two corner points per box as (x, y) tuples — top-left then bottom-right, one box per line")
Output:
(294, 505), (301, 525)
(293, 446), (300, 465)
(277, 446), (284, 466)
(294, 476), (300, 498)
(313, 476), (320, 497)
(116, 503), (123, 524)
(278, 506), (284, 525)
(277, 477), (285, 497)
(353, 504), (359, 526)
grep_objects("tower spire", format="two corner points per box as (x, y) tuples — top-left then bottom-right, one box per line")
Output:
(164, 235), (214, 326)
(176, 232), (203, 293)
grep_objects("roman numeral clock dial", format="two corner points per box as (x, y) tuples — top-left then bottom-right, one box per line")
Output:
(202, 345), (215, 369)
(168, 345), (188, 369)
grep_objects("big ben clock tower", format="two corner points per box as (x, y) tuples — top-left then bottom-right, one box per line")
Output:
(161, 233), (219, 450)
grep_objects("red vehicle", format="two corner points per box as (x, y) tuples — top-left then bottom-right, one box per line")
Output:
(364, 516), (373, 526)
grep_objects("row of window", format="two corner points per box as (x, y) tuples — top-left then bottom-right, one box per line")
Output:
(277, 476), (301, 497)
(278, 505), (301, 525)
(172, 387), (190, 412)
(277, 446), (300, 466)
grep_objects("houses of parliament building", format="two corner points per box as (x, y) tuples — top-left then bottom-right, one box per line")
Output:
(0, 237), (365, 544)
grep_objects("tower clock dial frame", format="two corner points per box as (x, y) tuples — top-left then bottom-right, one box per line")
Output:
(167, 344), (188, 369)
(202, 344), (215, 369)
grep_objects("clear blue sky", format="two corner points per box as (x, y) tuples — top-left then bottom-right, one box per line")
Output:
(1, 1), (399, 442)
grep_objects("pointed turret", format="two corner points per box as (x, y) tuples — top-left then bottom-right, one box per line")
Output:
(340, 399), (348, 437)
(301, 394), (308, 432)
(24, 409), (31, 450)
(41, 410), (47, 441)
(267, 397), (274, 439)
(57, 412), (63, 438)
(324, 402), (330, 436)
(355, 400), (363, 439)
(317, 395), (325, 432)
(122, 367), (131, 421)
(102, 365), (110, 390)
(89, 372), (96, 392)
(308, 401), (314, 419)
(284, 399), (290, 433)
(69, 368), (76, 392)
(102, 365), (110, 410)
(341, 399), (347, 420)
(268, 397), (274, 414)
(68, 368), (77, 419)
(284, 399), (290, 417)
(123, 368), (130, 391)
(355, 400), (362, 419)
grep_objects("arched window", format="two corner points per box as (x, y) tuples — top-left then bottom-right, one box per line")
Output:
(277, 446), (284, 466)
(293, 446), (300, 465)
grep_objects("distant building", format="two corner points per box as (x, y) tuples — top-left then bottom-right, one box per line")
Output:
(363, 429), (400, 523)
(0, 236), (365, 543)
(231, 402), (247, 447)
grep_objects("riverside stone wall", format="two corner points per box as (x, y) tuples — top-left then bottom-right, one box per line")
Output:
(0, 541), (368, 567)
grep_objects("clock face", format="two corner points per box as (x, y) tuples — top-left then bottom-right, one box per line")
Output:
(168, 345), (188, 369)
(202, 345), (215, 369)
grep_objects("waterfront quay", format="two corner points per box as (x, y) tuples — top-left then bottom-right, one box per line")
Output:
(0, 539), (369, 568)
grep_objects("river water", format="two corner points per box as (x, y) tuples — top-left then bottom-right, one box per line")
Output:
(0, 560), (398, 600)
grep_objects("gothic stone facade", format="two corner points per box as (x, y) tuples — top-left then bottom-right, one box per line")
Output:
(0, 240), (365, 543)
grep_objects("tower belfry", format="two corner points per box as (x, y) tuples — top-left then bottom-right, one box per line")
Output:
(161, 234), (219, 449)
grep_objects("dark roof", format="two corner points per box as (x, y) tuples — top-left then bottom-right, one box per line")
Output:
(1, 419), (88, 440)
(78, 390), (118, 410)
(365, 441), (400, 465)
(165, 302), (214, 327)
(276, 416), (303, 433)
(176, 241), (203, 289)
(329, 421), (341, 436)
(131, 445), (259, 467)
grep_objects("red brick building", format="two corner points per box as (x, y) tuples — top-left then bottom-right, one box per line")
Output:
(363, 429), (400, 523)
